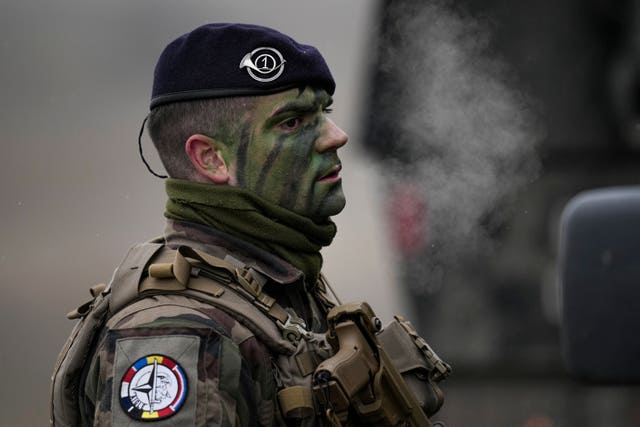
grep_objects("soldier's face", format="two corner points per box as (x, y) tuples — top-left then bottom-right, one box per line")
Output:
(229, 87), (348, 218)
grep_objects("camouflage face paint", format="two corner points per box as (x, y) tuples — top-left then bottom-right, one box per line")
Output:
(231, 87), (347, 218)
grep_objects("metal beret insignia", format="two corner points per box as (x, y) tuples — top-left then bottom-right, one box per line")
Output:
(119, 354), (188, 421)
(239, 47), (286, 82)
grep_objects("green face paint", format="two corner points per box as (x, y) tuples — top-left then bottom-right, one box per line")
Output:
(232, 87), (347, 219)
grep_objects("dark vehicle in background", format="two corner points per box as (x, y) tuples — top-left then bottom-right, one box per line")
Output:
(363, 1), (640, 425)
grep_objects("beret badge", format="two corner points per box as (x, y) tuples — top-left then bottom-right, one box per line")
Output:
(239, 47), (286, 83)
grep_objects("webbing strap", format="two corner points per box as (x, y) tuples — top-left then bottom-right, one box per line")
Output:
(177, 246), (238, 281)
(140, 275), (295, 355)
(295, 351), (320, 377)
(314, 274), (340, 314)
(182, 246), (292, 325)
(144, 245), (306, 347)
(184, 278), (225, 297)
(277, 386), (314, 419)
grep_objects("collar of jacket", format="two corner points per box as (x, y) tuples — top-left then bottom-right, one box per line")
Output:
(163, 219), (304, 285)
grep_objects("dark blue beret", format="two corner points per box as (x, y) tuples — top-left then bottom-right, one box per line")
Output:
(150, 23), (336, 109)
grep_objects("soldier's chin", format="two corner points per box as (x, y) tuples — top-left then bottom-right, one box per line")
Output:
(314, 190), (346, 219)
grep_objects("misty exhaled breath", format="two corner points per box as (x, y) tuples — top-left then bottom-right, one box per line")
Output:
(372, 1), (543, 295)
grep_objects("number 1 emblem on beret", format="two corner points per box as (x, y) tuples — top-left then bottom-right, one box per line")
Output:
(240, 47), (286, 82)
(120, 354), (187, 421)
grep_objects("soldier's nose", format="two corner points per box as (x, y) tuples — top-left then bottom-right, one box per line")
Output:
(316, 119), (348, 153)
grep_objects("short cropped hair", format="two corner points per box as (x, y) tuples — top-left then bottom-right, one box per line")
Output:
(148, 96), (257, 179)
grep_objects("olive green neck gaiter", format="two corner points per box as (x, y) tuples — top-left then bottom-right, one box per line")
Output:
(164, 178), (337, 287)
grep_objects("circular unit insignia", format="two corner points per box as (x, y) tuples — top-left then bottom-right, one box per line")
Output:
(119, 354), (187, 421)
(239, 47), (286, 82)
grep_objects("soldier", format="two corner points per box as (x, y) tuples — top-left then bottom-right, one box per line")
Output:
(51, 23), (448, 426)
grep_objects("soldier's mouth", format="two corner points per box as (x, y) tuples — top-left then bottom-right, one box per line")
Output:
(317, 164), (342, 182)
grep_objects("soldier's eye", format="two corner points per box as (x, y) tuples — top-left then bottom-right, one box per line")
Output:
(279, 117), (302, 132)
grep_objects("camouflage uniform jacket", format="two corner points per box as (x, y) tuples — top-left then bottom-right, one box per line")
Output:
(81, 219), (333, 426)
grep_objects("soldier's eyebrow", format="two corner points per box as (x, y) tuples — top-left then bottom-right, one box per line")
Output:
(270, 102), (317, 118)
(269, 94), (333, 118)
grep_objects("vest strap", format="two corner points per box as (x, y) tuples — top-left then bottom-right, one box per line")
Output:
(145, 245), (309, 344)
(277, 385), (314, 419)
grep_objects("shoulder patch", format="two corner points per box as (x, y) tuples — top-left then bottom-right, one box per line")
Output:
(112, 335), (199, 425)
(119, 354), (187, 421)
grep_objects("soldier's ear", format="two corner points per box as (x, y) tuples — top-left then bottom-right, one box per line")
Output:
(185, 134), (231, 184)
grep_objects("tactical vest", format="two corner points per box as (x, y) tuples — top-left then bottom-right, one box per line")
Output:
(50, 241), (340, 426)
(51, 241), (450, 426)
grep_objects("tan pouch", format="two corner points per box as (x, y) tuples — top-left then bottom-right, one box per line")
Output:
(377, 316), (451, 416)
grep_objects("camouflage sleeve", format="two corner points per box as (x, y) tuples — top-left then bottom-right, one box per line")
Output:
(82, 295), (277, 426)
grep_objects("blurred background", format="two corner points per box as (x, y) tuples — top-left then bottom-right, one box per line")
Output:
(1, 0), (639, 425)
